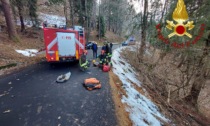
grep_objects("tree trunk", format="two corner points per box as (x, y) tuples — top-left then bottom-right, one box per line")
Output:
(28, 0), (38, 27)
(1, 0), (18, 39)
(64, 0), (68, 26)
(98, 0), (101, 40)
(85, 0), (89, 42)
(108, 0), (111, 31)
(10, 1), (17, 25)
(91, 0), (97, 30)
(139, 0), (148, 57)
(159, 0), (168, 24)
(69, 0), (74, 27)
(78, 0), (83, 26)
(87, 17), (91, 42)
(16, 0), (25, 32)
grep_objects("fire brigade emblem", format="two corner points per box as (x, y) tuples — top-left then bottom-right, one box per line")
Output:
(166, 0), (194, 38)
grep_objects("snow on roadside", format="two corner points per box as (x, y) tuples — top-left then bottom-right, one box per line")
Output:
(16, 49), (38, 57)
(111, 47), (170, 126)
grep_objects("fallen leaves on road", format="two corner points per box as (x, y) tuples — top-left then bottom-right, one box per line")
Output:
(8, 87), (13, 92)
(37, 106), (42, 114)
(3, 109), (11, 114)
(0, 93), (5, 97)
(0, 91), (9, 97)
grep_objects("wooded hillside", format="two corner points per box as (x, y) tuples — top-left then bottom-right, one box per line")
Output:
(0, 0), (210, 125)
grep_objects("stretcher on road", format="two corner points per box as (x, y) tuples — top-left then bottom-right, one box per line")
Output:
(83, 78), (101, 91)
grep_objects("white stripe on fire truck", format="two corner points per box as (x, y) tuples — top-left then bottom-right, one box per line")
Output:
(75, 38), (84, 49)
(48, 51), (55, 54)
(47, 37), (57, 51)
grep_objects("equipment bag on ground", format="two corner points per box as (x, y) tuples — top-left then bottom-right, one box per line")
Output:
(56, 72), (71, 83)
(83, 78), (101, 91)
(103, 65), (110, 72)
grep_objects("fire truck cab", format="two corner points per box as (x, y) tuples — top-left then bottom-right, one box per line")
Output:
(43, 25), (86, 62)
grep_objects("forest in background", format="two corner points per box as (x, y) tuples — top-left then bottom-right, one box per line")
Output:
(1, 0), (210, 125)
(0, 0), (137, 42)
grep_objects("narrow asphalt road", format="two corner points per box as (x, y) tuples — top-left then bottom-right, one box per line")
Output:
(0, 44), (120, 126)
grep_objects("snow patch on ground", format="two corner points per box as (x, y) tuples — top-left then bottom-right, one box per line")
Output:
(16, 20), (34, 28)
(16, 49), (38, 57)
(39, 13), (66, 27)
(111, 47), (169, 126)
(16, 13), (66, 28)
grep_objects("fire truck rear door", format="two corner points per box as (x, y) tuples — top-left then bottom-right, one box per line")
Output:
(57, 32), (76, 57)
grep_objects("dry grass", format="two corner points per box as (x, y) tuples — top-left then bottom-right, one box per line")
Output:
(109, 71), (132, 126)
(37, 0), (65, 16)
(105, 31), (125, 42)
(0, 28), (45, 76)
(89, 30), (125, 46)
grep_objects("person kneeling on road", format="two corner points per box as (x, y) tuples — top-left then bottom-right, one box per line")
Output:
(79, 50), (90, 71)
(97, 50), (107, 68)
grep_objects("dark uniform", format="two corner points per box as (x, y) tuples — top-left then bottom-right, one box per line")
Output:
(110, 43), (113, 53)
(105, 43), (109, 54)
(92, 42), (98, 58)
(102, 44), (106, 52)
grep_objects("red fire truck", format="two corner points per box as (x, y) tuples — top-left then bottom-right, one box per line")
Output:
(43, 25), (86, 62)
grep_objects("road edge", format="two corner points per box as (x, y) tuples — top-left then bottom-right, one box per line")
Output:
(109, 70), (132, 126)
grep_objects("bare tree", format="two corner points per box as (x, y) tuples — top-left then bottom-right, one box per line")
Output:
(15, 0), (25, 32)
(69, 0), (74, 27)
(1, 0), (18, 39)
(98, 0), (101, 40)
(139, 0), (148, 57)
(159, 0), (168, 24)
(64, 0), (68, 26)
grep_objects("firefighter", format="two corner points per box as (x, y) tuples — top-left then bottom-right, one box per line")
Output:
(107, 52), (112, 63)
(105, 42), (110, 55)
(79, 50), (89, 71)
(98, 50), (107, 68)
(102, 43), (106, 53)
(110, 42), (113, 53)
(104, 42), (111, 63)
